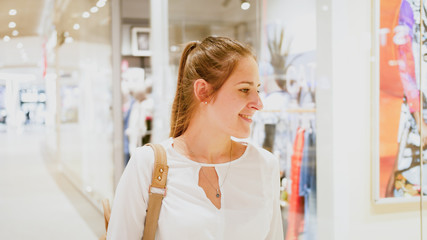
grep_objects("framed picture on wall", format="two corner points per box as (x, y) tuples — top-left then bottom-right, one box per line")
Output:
(373, 0), (427, 204)
(131, 27), (151, 56)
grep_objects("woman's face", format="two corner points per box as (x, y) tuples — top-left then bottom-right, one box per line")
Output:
(206, 56), (263, 138)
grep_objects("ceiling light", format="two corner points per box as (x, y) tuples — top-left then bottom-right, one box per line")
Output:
(170, 45), (179, 52)
(12, 30), (19, 36)
(73, 24), (80, 30)
(96, 0), (106, 8)
(90, 7), (99, 13)
(241, 0), (250, 10)
(16, 42), (23, 49)
(3, 36), (10, 42)
(9, 9), (17, 16)
(8, 22), (16, 28)
(82, 11), (90, 18)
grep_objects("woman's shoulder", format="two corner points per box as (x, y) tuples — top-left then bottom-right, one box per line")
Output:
(133, 139), (171, 158)
(237, 142), (280, 180)
(127, 144), (157, 170)
(236, 140), (278, 165)
(131, 139), (173, 163)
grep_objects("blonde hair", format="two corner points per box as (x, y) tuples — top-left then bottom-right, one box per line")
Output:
(170, 36), (255, 138)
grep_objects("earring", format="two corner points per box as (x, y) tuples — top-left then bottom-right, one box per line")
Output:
(204, 101), (207, 104)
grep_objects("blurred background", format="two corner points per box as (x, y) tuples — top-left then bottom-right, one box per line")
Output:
(0, 0), (426, 239)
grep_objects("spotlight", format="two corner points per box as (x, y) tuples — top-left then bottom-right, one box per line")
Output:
(82, 11), (90, 18)
(90, 7), (99, 13)
(9, 9), (17, 16)
(241, 0), (250, 10)
(8, 22), (16, 28)
(96, 0), (107, 8)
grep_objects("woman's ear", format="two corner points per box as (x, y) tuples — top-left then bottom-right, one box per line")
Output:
(193, 79), (211, 103)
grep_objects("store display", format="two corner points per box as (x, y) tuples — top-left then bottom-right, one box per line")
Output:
(19, 88), (46, 125)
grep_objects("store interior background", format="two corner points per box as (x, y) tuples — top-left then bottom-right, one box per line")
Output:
(0, 0), (426, 239)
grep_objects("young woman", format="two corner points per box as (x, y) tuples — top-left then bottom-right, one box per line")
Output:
(107, 36), (284, 239)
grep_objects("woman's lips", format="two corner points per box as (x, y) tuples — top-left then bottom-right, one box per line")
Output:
(239, 114), (252, 123)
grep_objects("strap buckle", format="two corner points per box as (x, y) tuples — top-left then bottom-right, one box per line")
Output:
(148, 185), (167, 197)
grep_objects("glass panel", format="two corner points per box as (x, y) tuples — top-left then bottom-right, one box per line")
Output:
(261, 2), (317, 239)
(54, 0), (114, 202)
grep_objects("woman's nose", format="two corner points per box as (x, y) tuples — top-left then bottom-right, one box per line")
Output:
(249, 93), (263, 111)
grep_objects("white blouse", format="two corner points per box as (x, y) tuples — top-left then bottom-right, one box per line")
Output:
(107, 138), (283, 240)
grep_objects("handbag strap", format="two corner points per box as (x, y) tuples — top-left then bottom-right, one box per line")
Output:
(143, 143), (168, 240)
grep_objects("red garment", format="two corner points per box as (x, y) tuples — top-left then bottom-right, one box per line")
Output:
(286, 128), (305, 240)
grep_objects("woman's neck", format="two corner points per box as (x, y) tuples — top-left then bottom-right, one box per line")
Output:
(174, 125), (232, 164)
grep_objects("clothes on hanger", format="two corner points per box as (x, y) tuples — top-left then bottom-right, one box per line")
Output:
(286, 127), (305, 240)
(299, 129), (317, 240)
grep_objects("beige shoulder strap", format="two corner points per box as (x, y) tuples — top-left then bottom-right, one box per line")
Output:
(100, 143), (168, 240)
(143, 143), (168, 240)
(100, 198), (110, 240)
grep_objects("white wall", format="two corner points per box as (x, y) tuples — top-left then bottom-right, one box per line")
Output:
(317, 0), (425, 239)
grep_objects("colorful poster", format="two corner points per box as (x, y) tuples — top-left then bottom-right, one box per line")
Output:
(379, 0), (427, 199)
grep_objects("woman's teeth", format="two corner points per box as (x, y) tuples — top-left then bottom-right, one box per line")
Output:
(239, 114), (252, 120)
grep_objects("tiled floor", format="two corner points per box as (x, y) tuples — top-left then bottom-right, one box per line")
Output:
(0, 126), (104, 240)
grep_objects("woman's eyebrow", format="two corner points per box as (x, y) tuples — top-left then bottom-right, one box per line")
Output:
(236, 81), (261, 87)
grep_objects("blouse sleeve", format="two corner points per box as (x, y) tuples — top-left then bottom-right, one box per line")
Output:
(107, 146), (155, 240)
(265, 155), (284, 240)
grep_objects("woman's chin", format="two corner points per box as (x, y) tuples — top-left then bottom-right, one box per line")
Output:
(231, 131), (250, 140)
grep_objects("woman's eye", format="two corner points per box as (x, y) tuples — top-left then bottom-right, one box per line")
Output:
(240, 89), (249, 93)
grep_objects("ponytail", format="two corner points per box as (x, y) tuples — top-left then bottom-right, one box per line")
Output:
(170, 41), (199, 138)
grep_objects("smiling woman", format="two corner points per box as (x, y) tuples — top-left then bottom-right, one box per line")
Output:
(107, 36), (284, 240)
